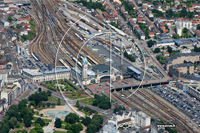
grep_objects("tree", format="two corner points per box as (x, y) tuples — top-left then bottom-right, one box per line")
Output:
(57, 98), (61, 105)
(70, 123), (83, 133)
(55, 118), (62, 128)
(173, 34), (179, 39)
(147, 40), (155, 48)
(154, 48), (160, 53)
(113, 106), (126, 113)
(77, 90), (81, 97)
(8, 117), (17, 128)
(16, 25), (21, 29)
(7, 16), (12, 22)
(35, 118), (45, 127)
(30, 101), (36, 107)
(72, 90), (76, 96)
(39, 88), (42, 92)
(197, 24), (200, 30)
(82, 117), (91, 126)
(167, 46), (173, 53)
(18, 99), (28, 109)
(183, 28), (188, 33)
(86, 124), (97, 133)
(23, 115), (32, 127)
(76, 100), (80, 107)
(30, 123), (44, 133)
(65, 113), (79, 124)
(65, 123), (70, 129)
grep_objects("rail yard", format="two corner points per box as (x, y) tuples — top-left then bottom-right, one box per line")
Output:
(27, 0), (104, 69)
(113, 88), (199, 133)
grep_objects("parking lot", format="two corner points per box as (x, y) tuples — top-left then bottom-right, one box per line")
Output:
(150, 85), (200, 125)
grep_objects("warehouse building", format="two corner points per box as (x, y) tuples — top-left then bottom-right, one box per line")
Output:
(155, 40), (174, 47)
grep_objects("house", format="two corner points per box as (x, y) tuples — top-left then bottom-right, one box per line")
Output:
(174, 0), (180, 6)
(164, 52), (170, 57)
(187, 7), (194, 12)
(166, 4), (170, 10)
(149, 32), (154, 38)
(157, 2), (162, 8)
(171, 7), (176, 12)
(20, 30), (28, 36)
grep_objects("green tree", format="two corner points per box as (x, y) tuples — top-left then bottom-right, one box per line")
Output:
(147, 40), (154, 47)
(65, 123), (71, 129)
(173, 34), (179, 39)
(86, 124), (97, 133)
(30, 101), (36, 107)
(7, 16), (12, 22)
(76, 100), (80, 107)
(8, 117), (17, 128)
(82, 117), (91, 126)
(30, 123), (44, 133)
(16, 25), (21, 29)
(35, 118), (45, 127)
(78, 90), (81, 97)
(197, 24), (200, 30)
(113, 106), (126, 113)
(57, 98), (61, 105)
(167, 46), (173, 53)
(154, 48), (160, 53)
(18, 99), (28, 109)
(70, 123), (83, 133)
(72, 90), (76, 96)
(183, 28), (188, 33)
(65, 113), (79, 124)
(39, 88), (42, 92)
(23, 115), (32, 127)
(55, 118), (62, 128)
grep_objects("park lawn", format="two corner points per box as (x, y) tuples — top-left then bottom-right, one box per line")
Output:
(61, 124), (66, 129)
(65, 95), (87, 99)
(33, 117), (52, 123)
(48, 96), (58, 101)
(78, 110), (90, 116)
(79, 98), (95, 105)
(36, 107), (55, 111)
(54, 131), (66, 133)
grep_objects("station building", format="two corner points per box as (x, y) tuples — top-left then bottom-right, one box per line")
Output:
(22, 68), (71, 82)
(71, 56), (123, 85)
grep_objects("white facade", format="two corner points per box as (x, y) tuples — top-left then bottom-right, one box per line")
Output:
(175, 21), (192, 36)
(0, 70), (8, 88)
(22, 68), (71, 82)
(180, 49), (191, 53)
(20, 30), (28, 36)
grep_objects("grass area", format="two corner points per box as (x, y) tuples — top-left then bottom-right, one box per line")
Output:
(102, 93), (116, 103)
(61, 124), (66, 129)
(36, 107), (55, 111)
(170, 50), (180, 57)
(16, 122), (24, 128)
(65, 95), (87, 99)
(79, 98), (95, 105)
(78, 110), (90, 116)
(48, 96), (58, 101)
(54, 131), (66, 133)
(33, 117), (52, 123)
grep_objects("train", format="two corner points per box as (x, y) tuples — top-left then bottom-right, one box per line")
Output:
(22, 7), (27, 11)
(27, 5), (31, 9)
(74, 33), (83, 41)
(72, 57), (82, 67)
(26, 49), (30, 57)
(115, 47), (120, 52)
(59, 59), (70, 69)
(49, 14), (54, 22)
(31, 52), (41, 61)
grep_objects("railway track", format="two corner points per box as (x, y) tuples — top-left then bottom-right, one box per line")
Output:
(27, 0), (104, 69)
(113, 89), (197, 133)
